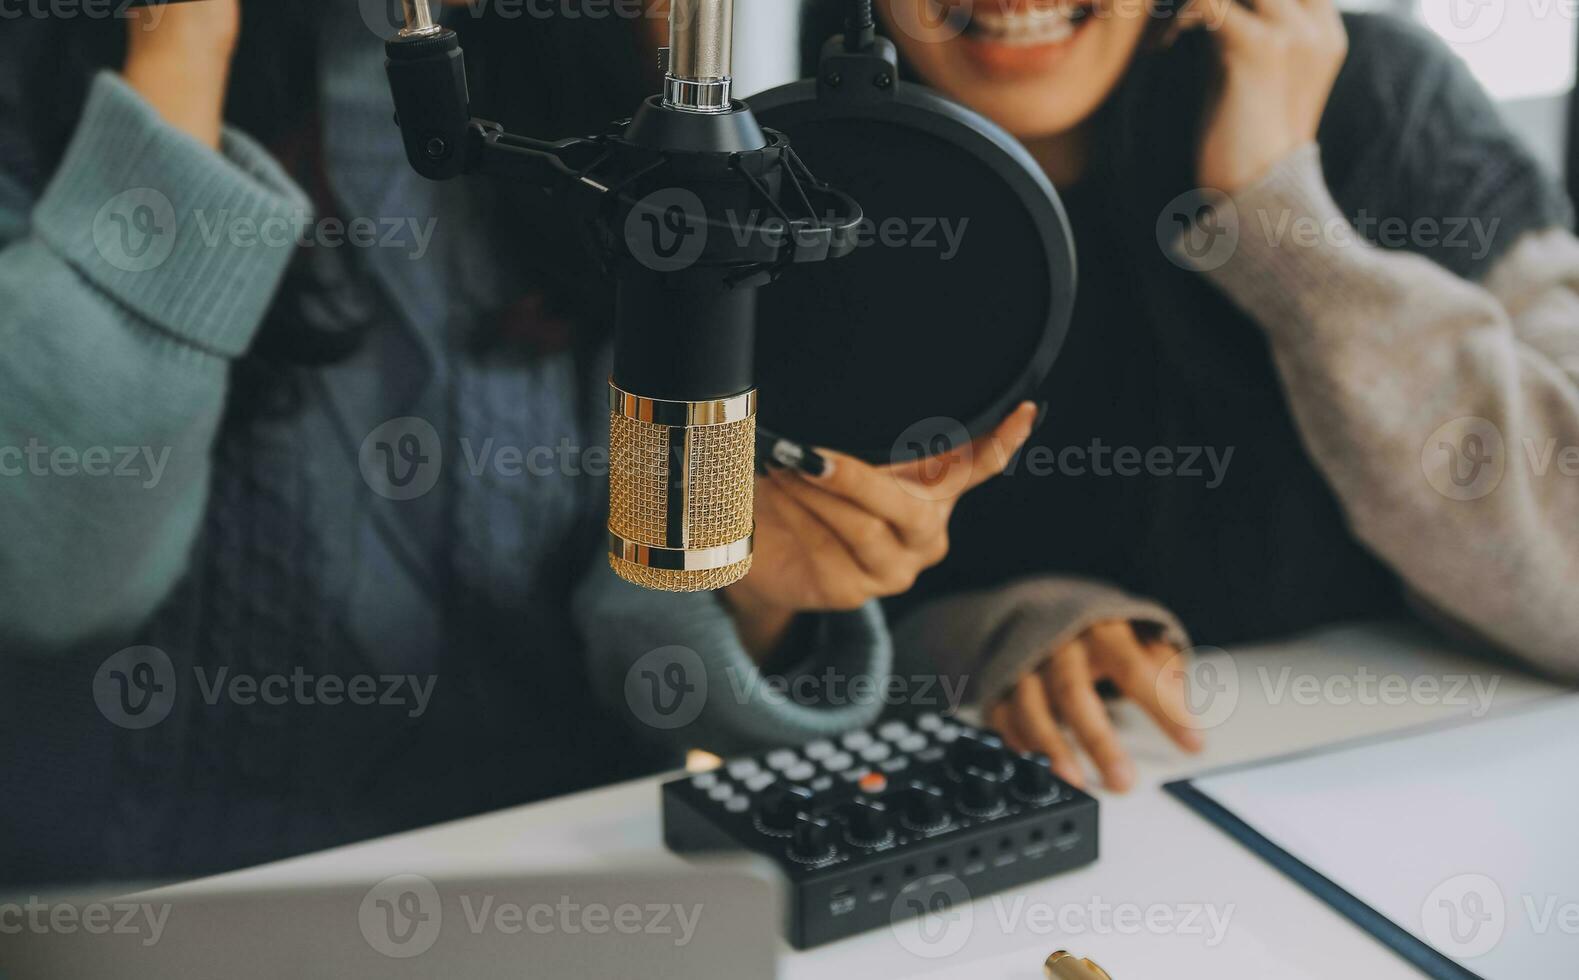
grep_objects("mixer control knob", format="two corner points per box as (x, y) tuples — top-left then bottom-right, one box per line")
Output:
(841, 798), (891, 845)
(790, 815), (836, 861)
(756, 784), (814, 834)
(1012, 753), (1058, 801)
(900, 782), (949, 830)
(959, 768), (1004, 813)
(948, 731), (1009, 774)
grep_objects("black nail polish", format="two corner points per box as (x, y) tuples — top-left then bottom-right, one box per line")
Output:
(797, 447), (829, 478)
(1033, 400), (1050, 433)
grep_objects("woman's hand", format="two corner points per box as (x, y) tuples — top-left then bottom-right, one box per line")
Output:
(1193, 0), (1347, 192)
(722, 403), (1040, 656)
(122, 0), (242, 149)
(988, 619), (1204, 792)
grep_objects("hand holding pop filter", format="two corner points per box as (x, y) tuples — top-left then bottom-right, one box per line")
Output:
(750, 15), (1076, 464)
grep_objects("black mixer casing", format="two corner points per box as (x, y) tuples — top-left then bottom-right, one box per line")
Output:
(661, 715), (1100, 949)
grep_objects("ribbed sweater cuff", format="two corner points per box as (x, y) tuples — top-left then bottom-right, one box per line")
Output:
(1171, 143), (1368, 343)
(31, 72), (311, 359)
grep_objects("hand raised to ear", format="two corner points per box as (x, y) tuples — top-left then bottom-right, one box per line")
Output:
(1184, 0), (1348, 192)
(123, 0), (242, 149)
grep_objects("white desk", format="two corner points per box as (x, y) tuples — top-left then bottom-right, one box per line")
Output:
(177, 621), (1563, 979)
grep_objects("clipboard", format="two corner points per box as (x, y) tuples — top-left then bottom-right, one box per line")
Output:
(1165, 695), (1579, 980)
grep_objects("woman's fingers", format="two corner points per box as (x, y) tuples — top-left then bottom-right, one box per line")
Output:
(766, 468), (920, 594)
(1041, 639), (1135, 792)
(1147, 640), (1209, 739)
(888, 401), (1040, 498)
(791, 449), (945, 550)
(1086, 622), (1204, 753)
(754, 477), (881, 609)
(1246, 0), (1303, 26)
(1007, 671), (1086, 788)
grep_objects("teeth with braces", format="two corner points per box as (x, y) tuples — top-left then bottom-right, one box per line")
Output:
(966, 6), (1086, 45)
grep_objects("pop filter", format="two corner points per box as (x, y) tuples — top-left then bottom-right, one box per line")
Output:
(748, 35), (1076, 465)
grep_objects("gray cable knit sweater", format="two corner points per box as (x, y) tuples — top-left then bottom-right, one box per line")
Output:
(0, 17), (888, 887)
(897, 18), (1579, 707)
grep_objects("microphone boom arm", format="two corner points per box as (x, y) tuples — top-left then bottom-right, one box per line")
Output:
(385, 2), (864, 592)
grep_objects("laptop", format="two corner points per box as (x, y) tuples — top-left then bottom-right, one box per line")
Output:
(1, 864), (778, 979)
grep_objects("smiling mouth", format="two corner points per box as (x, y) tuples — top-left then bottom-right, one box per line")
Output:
(958, 3), (1095, 46)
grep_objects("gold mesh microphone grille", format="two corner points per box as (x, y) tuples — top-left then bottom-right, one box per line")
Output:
(608, 384), (756, 592)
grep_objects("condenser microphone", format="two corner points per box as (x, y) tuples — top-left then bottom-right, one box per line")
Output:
(605, 0), (759, 592)
(384, 0), (861, 592)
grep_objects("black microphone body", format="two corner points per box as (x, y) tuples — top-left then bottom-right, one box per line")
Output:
(383, 0), (861, 592)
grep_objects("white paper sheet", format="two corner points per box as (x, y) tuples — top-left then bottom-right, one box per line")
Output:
(1192, 695), (1579, 979)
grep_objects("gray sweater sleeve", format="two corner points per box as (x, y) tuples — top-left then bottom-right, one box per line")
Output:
(573, 564), (894, 755)
(0, 72), (308, 651)
(1188, 144), (1579, 680)
(893, 576), (1192, 710)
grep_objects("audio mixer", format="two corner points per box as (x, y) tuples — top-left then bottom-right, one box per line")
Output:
(661, 714), (1099, 948)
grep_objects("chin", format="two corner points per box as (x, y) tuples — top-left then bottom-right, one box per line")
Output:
(884, 0), (1147, 140)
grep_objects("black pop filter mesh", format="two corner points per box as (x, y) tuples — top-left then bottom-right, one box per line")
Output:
(751, 78), (1075, 463)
